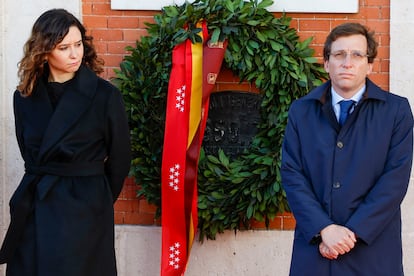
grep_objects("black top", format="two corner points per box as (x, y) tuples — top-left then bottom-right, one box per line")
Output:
(46, 78), (73, 109)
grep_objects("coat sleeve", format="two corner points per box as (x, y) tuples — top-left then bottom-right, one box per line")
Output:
(13, 91), (25, 158)
(346, 97), (413, 244)
(281, 101), (334, 243)
(104, 86), (131, 202)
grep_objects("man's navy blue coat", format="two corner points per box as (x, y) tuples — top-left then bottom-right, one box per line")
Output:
(281, 78), (413, 276)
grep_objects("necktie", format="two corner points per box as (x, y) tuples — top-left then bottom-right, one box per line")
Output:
(338, 100), (355, 126)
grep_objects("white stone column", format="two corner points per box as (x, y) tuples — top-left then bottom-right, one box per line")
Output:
(390, 1), (414, 275)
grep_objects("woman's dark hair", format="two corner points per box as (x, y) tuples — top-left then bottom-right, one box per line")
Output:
(323, 22), (378, 64)
(17, 8), (104, 96)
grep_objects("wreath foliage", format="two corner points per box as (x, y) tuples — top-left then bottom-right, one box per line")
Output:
(113, 0), (327, 240)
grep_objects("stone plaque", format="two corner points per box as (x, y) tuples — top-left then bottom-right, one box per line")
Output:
(203, 91), (262, 158)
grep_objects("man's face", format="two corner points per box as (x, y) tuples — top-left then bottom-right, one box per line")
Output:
(324, 34), (373, 98)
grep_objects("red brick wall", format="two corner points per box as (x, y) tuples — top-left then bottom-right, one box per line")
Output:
(82, 0), (390, 229)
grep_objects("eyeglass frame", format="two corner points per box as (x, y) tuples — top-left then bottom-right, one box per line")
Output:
(328, 50), (370, 62)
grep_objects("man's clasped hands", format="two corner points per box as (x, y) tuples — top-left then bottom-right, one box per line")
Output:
(319, 224), (357, 260)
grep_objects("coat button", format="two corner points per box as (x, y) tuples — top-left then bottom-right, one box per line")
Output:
(333, 182), (341, 188)
(337, 141), (344, 148)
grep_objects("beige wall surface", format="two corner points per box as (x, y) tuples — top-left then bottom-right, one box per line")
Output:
(0, 0), (413, 275)
(391, 1), (414, 275)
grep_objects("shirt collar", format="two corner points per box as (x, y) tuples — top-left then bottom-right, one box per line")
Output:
(331, 85), (365, 106)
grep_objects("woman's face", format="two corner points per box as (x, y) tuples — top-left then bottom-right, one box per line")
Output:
(46, 26), (84, 83)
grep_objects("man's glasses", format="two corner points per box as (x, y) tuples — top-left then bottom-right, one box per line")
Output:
(329, 50), (369, 62)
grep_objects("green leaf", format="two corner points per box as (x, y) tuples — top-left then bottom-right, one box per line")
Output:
(248, 40), (260, 49)
(269, 40), (283, 51)
(257, 0), (274, 9)
(218, 150), (229, 167)
(246, 204), (254, 219)
(256, 30), (267, 42)
(207, 155), (220, 164)
(247, 20), (260, 26)
(303, 56), (318, 63)
(224, 0), (235, 13)
(211, 28), (221, 43)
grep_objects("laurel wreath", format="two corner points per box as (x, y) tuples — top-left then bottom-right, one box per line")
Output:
(113, 0), (327, 240)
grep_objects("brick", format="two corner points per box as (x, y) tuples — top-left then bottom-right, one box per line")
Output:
(83, 15), (108, 28)
(90, 3), (112, 15)
(108, 17), (140, 29)
(92, 29), (124, 41)
(108, 42), (135, 54)
(365, 0), (389, 6)
(376, 45), (390, 59)
(377, 34), (390, 47)
(267, 217), (283, 230)
(123, 29), (148, 42)
(114, 199), (138, 212)
(125, 212), (157, 225)
(105, 67), (119, 80)
(114, 212), (125, 224)
(281, 214), (296, 230)
(366, 20), (390, 33)
(306, 32), (328, 46)
(123, 177), (136, 186)
(138, 16), (156, 28)
(123, 188), (138, 199)
(82, 3), (92, 14)
(123, 212), (142, 224)
(299, 19), (330, 32)
(93, 41), (108, 53)
(310, 45), (324, 58)
(101, 54), (124, 67)
(139, 199), (158, 214)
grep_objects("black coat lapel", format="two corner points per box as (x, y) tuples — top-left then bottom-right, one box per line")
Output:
(37, 66), (98, 162)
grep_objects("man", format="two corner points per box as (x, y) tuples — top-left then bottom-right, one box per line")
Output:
(281, 22), (413, 275)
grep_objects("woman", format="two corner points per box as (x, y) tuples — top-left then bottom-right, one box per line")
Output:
(0, 9), (131, 276)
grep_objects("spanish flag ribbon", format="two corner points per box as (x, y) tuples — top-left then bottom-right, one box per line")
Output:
(161, 21), (227, 275)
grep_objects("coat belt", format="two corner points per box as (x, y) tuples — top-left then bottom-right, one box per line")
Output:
(0, 161), (105, 264)
(25, 161), (105, 176)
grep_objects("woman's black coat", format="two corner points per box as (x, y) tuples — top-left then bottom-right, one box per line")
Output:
(0, 65), (131, 276)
